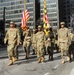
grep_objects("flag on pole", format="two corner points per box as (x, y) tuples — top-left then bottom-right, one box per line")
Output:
(43, 14), (51, 28)
(43, 0), (51, 29)
(21, 9), (30, 31)
(43, 14), (49, 24)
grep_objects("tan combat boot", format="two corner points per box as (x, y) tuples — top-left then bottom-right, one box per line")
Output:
(12, 57), (18, 62)
(37, 58), (41, 63)
(14, 57), (18, 62)
(8, 60), (13, 66)
(67, 56), (70, 62)
(62, 59), (65, 64)
(25, 53), (29, 59)
(12, 57), (15, 62)
(41, 56), (45, 62)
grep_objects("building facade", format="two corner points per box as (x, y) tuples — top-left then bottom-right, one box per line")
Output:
(0, 0), (40, 31)
(61, 0), (71, 27)
(0, 0), (25, 31)
(70, 0), (74, 30)
(26, 0), (40, 28)
(59, 0), (74, 29)
(40, 0), (74, 30)
(0, 0), (73, 31)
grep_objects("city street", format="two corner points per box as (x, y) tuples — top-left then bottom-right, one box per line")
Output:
(0, 46), (74, 75)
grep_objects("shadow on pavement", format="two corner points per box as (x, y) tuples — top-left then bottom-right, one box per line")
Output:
(0, 56), (8, 59)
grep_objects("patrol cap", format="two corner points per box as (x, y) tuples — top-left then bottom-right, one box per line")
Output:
(38, 25), (42, 28)
(10, 21), (14, 24)
(60, 22), (65, 25)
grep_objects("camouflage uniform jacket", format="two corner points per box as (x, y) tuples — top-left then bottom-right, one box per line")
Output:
(58, 27), (70, 43)
(36, 31), (45, 48)
(4, 28), (21, 45)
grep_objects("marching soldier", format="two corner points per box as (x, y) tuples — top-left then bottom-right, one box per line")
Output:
(47, 27), (54, 60)
(36, 25), (45, 63)
(4, 21), (21, 66)
(44, 28), (50, 55)
(31, 29), (36, 55)
(23, 28), (31, 59)
(58, 22), (70, 64)
(68, 28), (74, 61)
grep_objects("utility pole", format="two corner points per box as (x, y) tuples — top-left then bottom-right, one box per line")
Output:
(33, 0), (36, 29)
(24, 0), (26, 10)
(3, 7), (6, 23)
(43, 0), (47, 29)
(3, 7), (6, 33)
(43, 0), (51, 28)
(56, 0), (59, 30)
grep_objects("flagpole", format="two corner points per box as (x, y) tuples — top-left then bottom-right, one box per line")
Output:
(24, 0), (26, 10)
(43, 0), (47, 25)
(43, 0), (49, 31)
(43, 0), (50, 28)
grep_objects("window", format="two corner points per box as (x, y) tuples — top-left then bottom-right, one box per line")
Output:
(11, 2), (15, 5)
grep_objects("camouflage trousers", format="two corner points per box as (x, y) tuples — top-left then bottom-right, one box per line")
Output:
(32, 43), (36, 50)
(7, 44), (18, 60)
(23, 41), (31, 53)
(59, 42), (69, 59)
(37, 46), (44, 58)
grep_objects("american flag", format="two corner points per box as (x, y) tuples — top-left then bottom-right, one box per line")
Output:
(21, 9), (30, 30)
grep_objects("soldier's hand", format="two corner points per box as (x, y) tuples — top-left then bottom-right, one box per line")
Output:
(48, 38), (50, 41)
(20, 42), (22, 44)
(4, 41), (6, 44)
(17, 42), (22, 46)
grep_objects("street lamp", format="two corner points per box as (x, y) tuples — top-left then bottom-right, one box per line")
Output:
(33, 0), (36, 29)
(3, 7), (7, 23)
(3, 7), (7, 33)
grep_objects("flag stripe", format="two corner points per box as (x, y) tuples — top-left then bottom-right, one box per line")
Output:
(21, 9), (30, 29)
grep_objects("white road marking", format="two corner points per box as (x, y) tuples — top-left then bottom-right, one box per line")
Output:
(70, 68), (74, 75)
(44, 72), (50, 75)
(46, 62), (51, 64)
(41, 62), (45, 64)
(31, 62), (36, 63)
(54, 65), (59, 69)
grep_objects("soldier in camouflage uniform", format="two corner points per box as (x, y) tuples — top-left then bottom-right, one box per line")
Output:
(58, 22), (70, 64)
(4, 21), (21, 66)
(31, 29), (36, 55)
(23, 28), (31, 59)
(36, 26), (45, 63)
(44, 28), (50, 55)
(68, 29), (74, 61)
(47, 27), (54, 61)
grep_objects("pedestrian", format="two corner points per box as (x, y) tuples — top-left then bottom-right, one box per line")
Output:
(23, 27), (31, 59)
(58, 22), (70, 64)
(36, 25), (45, 63)
(31, 29), (36, 55)
(4, 21), (21, 66)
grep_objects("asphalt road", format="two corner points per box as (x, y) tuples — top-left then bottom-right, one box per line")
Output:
(0, 46), (74, 75)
